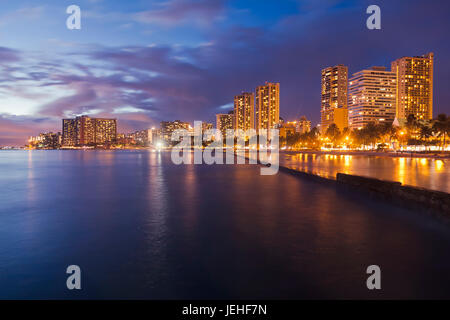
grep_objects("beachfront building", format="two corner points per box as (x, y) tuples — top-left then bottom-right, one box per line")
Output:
(255, 82), (280, 137)
(321, 64), (348, 131)
(234, 92), (255, 132)
(391, 52), (434, 120)
(348, 66), (397, 130)
(160, 120), (191, 143)
(216, 112), (234, 139)
(62, 115), (117, 146)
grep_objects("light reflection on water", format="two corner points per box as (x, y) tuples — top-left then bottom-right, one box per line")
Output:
(282, 152), (450, 193)
(0, 150), (450, 299)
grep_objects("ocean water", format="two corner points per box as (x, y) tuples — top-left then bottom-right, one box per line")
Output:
(0, 150), (449, 299)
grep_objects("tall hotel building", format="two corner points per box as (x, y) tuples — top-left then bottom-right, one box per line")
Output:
(321, 64), (348, 131)
(234, 92), (254, 131)
(391, 53), (434, 120)
(255, 82), (280, 135)
(62, 118), (78, 146)
(348, 67), (397, 130)
(216, 112), (234, 138)
(62, 115), (117, 146)
(160, 120), (191, 142)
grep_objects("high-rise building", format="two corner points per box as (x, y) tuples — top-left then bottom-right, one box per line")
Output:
(95, 118), (118, 144)
(129, 128), (159, 146)
(160, 120), (191, 142)
(62, 116), (117, 146)
(202, 122), (214, 133)
(295, 116), (311, 134)
(255, 82), (280, 135)
(201, 122), (214, 141)
(234, 92), (254, 131)
(43, 132), (62, 149)
(28, 132), (61, 149)
(279, 124), (296, 140)
(391, 52), (434, 120)
(216, 112), (234, 138)
(62, 118), (78, 146)
(348, 66), (397, 130)
(151, 128), (161, 144)
(79, 115), (95, 145)
(321, 64), (348, 131)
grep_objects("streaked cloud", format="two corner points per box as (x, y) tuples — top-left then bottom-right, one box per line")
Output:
(218, 103), (233, 110)
(133, 0), (226, 26)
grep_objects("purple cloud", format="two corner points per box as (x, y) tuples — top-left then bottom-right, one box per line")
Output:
(0, 114), (57, 146)
(134, 0), (226, 26)
(0, 47), (21, 64)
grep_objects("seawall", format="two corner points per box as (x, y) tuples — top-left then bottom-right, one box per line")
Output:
(336, 173), (450, 217)
(241, 153), (450, 219)
(274, 162), (450, 221)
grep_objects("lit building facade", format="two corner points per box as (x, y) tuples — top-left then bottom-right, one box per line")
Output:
(62, 118), (78, 146)
(160, 120), (191, 142)
(202, 122), (213, 133)
(129, 128), (159, 146)
(295, 116), (311, 134)
(29, 132), (61, 149)
(79, 115), (95, 145)
(279, 125), (296, 139)
(348, 66), (397, 130)
(62, 116), (117, 146)
(391, 52), (434, 120)
(216, 112), (234, 138)
(234, 92), (254, 131)
(321, 64), (348, 131)
(95, 118), (117, 144)
(255, 82), (280, 135)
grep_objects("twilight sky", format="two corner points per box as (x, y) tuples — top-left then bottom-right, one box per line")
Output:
(0, 0), (449, 145)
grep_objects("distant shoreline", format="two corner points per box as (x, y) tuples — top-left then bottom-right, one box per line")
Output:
(2, 148), (450, 159)
(281, 150), (450, 159)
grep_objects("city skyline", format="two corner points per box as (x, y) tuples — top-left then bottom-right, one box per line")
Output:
(15, 49), (447, 149)
(9, 54), (446, 147)
(1, 0), (450, 146)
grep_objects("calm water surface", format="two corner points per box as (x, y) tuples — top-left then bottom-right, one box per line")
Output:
(282, 152), (450, 193)
(0, 150), (450, 299)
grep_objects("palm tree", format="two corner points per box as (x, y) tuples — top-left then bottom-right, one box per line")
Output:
(364, 122), (381, 148)
(432, 114), (449, 150)
(310, 127), (321, 148)
(406, 114), (417, 128)
(379, 122), (397, 148)
(419, 124), (433, 150)
(325, 123), (341, 146)
(309, 127), (320, 138)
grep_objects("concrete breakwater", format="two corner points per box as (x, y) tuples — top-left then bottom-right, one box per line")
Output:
(336, 173), (450, 217)
(274, 163), (450, 220)
(241, 154), (450, 218)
